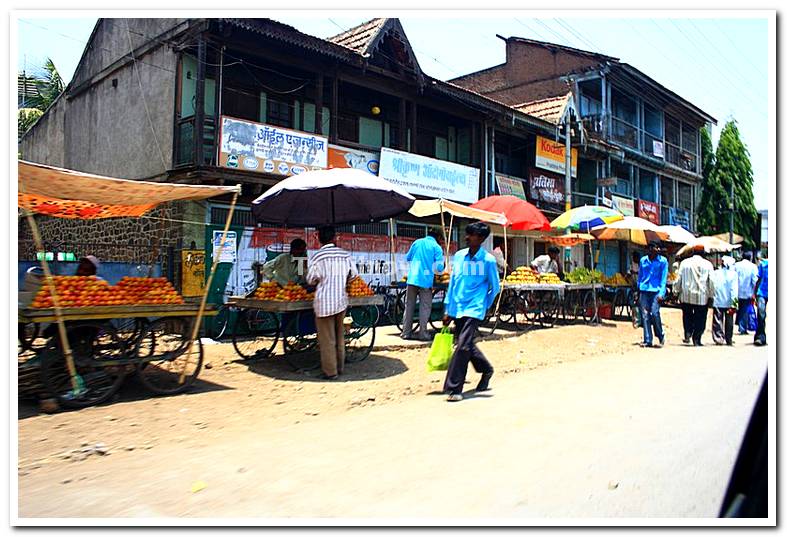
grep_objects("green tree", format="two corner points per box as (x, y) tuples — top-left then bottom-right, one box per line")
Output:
(704, 120), (759, 250)
(17, 58), (64, 138)
(696, 126), (724, 234)
(17, 108), (43, 138)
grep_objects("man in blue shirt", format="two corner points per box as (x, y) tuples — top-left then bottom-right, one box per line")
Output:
(442, 222), (500, 402)
(637, 242), (668, 348)
(754, 255), (768, 346)
(734, 251), (759, 335)
(401, 229), (445, 341)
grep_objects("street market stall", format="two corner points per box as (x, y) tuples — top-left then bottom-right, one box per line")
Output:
(17, 160), (240, 408)
(226, 168), (413, 368)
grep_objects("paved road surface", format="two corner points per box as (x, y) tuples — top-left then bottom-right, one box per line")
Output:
(18, 341), (767, 520)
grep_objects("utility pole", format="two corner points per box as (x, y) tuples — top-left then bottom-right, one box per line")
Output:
(729, 179), (735, 245)
(564, 114), (572, 212)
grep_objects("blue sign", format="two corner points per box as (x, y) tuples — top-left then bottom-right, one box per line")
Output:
(668, 207), (691, 230)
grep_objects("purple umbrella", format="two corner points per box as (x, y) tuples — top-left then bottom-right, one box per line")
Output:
(251, 168), (415, 226)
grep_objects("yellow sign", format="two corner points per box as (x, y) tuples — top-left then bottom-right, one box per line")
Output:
(535, 135), (578, 178)
(181, 249), (206, 297)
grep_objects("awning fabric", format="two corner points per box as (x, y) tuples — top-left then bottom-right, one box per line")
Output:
(408, 198), (508, 226)
(18, 160), (241, 219)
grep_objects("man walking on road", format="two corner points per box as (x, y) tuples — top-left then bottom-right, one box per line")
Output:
(637, 242), (668, 348)
(307, 226), (358, 380)
(401, 229), (445, 341)
(442, 222), (500, 402)
(754, 254), (768, 346)
(734, 252), (759, 336)
(711, 256), (738, 346)
(675, 251), (715, 346)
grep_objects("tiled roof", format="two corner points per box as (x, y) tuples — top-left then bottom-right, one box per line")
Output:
(328, 18), (388, 56)
(514, 94), (570, 125)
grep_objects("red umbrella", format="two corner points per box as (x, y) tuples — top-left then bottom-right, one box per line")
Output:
(470, 195), (551, 231)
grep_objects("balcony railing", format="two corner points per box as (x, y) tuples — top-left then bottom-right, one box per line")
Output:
(579, 114), (606, 140)
(610, 117), (639, 149)
(665, 143), (698, 173)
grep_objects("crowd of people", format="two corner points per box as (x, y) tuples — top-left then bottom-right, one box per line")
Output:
(635, 243), (769, 349)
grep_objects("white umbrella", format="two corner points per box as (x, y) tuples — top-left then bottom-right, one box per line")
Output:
(590, 216), (670, 245)
(657, 225), (697, 244)
(251, 168), (415, 226)
(676, 236), (741, 258)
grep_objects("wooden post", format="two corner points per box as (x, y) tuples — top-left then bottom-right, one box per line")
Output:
(179, 187), (240, 383)
(315, 73), (324, 135)
(195, 37), (206, 166)
(22, 209), (81, 394)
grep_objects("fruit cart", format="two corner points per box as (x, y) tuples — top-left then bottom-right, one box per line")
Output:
(562, 283), (606, 324)
(18, 160), (240, 409)
(497, 282), (566, 330)
(226, 294), (383, 371)
(386, 280), (449, 333)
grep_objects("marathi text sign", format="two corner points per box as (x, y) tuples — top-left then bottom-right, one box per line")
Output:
(669, 207), (691, 230)
(611, 195), (635, 217)
(637, 199), (660, 225)
(528, 168), (565, 209)
(378, 148), (480, 204)
(181, 249), (206, 297)
(496, 174), (527, 200)
(328, 145), (380, 175)
(535, 135), (577, 178)
(219, 116), (327, 176)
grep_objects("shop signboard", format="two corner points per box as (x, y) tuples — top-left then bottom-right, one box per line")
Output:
(637, 199), (660, 225)
(378, 147), (480, 204)
(218, 116), (327, 176)
(527, 168), (565, 210)
(535, 135), (578, 178)
(181, 249), (206, 297)
(212, 230), (237, 264)
(652, 140), (665, 158)
(496, 173), (527, 200)
(327, 144), (380, 175)
(611, 195), (635, 217)
(668, 207), (691, 230)
(597, 176), (618, 187)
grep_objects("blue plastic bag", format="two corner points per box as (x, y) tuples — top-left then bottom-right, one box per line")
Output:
(747, 301), (758, 332)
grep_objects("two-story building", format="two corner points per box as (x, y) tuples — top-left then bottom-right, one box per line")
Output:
(19, 18), (563, 292)
(450, 36), (717, 274)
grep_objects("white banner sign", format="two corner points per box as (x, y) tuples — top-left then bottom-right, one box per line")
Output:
(219, 116), (328, 176)
(378, 148), (480, 203)
(612, 195), (635, 217)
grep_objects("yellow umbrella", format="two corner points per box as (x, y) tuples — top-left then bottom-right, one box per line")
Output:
(676, 236), (741, 258)
(591, 216), (671, 246)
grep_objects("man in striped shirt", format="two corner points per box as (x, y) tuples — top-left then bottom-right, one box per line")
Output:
(307, 226), (358, 380)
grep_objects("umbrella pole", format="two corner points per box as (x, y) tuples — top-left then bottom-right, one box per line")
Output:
(180, 187), (239, 384)
(389, 218), (396, 283)
(439, 203), (449, 264)
(590, 239), (599, 325)
(23, 209), (81, 394)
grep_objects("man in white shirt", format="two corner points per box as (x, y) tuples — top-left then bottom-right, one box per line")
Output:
(711, 256), (739, 345)
(306, 226), (358, 380)
(674, 251), (715, 346)
(530, 246), (563, 278)
(734, 251), (759, 335)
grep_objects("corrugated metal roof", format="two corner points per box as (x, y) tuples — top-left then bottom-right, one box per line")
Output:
(328, 18), (388, 56)
(514, 94), (570, 125)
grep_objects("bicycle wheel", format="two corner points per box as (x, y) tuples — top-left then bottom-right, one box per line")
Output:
(40, 322), (128, 409)
(581, 290), (599, 324)
(345, 306), (376, 363)
(113, 318), (148, 348)
(134, 317), (203, 395)
(428, 289), (446, 331)
(538, 291), (560, 328)
(212, 304), (232, 340)
(18, 322), (41, 355)
(231, 309), (280, 360)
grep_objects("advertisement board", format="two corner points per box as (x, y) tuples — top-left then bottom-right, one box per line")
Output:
(668, 207), (691, 229)
(527, 168), (565, 210)
(611, 195), (635, 217)
(181, 249), (206, 297)
(212, 230), (237, 264)
(535, 135), (578, 178)
(378, 147), (480, 203)
(327, 145), (380, 175)
(496, 174), (527, 200)
(218, 116), (327, 176)
(637, 199), (660, 225)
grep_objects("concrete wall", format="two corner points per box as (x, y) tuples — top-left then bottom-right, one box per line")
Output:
(18, 98), (67, 166)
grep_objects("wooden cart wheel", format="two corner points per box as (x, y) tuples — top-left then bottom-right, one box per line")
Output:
(282, 311), (320, 371)
(134, 317), (203, 395)
(231, 309), (280, 361)
(40, 322), (128, 409)
(538, 290), (560, 328)
(345, 306), (376, 363)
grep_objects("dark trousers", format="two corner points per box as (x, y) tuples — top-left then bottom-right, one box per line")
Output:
(681, 303), (709, 345)
(754, 297), (767, 345)
(712, 307), (735, 345)
(736, 298), (753, 333)
(443, 317), (493, 395)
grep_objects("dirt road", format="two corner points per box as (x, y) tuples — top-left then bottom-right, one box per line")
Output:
(17, 308), (767, 519)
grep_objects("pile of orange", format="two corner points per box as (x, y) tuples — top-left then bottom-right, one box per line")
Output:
(274, 282), (312, 302)
(347, 277), (374, 297)
(253, 281), (281, 300)
(30, 275), (185, 308)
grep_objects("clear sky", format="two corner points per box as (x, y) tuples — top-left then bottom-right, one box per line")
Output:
(16, 14), (771, 210)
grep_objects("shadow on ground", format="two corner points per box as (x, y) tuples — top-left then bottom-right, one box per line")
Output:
(238, 351), (409, 383)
